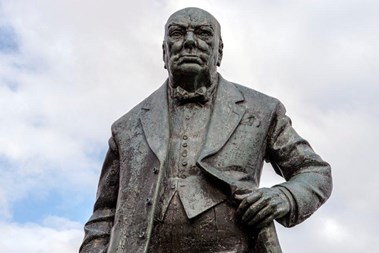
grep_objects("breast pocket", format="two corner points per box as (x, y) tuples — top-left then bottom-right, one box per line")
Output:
(214, 120), (265, 168)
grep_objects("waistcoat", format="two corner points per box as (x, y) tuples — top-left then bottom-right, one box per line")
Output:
(148, 93), (251, 252)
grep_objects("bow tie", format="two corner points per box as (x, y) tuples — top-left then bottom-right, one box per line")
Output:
(172, 86), (209, 104)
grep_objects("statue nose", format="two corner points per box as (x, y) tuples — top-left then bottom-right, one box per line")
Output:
(183, 31), (196, 49)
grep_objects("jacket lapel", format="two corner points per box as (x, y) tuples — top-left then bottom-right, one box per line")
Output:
(140, 77), (244, 165)
(197, 76), (250, 195)
(140, 81), (170, 165)
(199, 76), (245, 160)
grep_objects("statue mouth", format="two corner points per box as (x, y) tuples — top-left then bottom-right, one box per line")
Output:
(178, 55), (202, 65)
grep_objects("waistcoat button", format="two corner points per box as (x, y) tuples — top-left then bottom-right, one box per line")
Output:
(153, 167), (159, 174)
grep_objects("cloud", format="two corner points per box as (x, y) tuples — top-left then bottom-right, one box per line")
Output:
(277, 214), (379, 252)
(0, 216), (82, 253)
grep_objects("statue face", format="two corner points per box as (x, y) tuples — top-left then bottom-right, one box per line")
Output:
(163, 8), (222, 80)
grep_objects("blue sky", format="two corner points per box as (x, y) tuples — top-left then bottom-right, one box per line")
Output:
(0, 25), (18, 53)
(0, 0), (378, 252)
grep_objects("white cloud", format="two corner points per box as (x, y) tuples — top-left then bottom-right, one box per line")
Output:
(276, 212), (379, 252)
(0, 217), (82, 253)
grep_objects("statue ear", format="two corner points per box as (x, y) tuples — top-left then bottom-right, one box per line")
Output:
(162, 42), (167, 69)
(217, 38), (223, 67)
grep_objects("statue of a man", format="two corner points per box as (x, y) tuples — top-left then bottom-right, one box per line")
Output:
(80, 7), (332, 253)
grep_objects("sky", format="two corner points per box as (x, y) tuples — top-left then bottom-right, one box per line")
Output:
(0, 0), (378, 252)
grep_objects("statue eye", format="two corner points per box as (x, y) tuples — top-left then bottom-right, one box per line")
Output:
(169, 29), (184, 38)
(196, 29), (213, 39)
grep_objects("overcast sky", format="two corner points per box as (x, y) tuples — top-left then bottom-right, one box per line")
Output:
(0, 0), (378, 252)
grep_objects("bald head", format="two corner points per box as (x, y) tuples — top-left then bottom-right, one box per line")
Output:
(165, 7), (222, 39)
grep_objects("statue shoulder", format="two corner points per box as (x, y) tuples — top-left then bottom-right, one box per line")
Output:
(111, 82), (167, 134)
(230, 81), (282, 111)
(111, 102), (143, 134)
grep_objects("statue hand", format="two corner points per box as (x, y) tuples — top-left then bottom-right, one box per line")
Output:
(234, 187), (290, 229)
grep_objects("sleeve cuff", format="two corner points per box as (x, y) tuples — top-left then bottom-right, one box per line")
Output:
(272, 185), (298, 227)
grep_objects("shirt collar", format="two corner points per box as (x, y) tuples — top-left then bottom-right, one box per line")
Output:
(168, 79), (218, 105)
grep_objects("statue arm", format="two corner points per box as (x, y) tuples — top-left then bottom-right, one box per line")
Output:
(80, 136), (120, 253)
(266, 101), (332, 227)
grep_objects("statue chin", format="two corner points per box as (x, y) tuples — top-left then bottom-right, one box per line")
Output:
(169, 64), (211, 88)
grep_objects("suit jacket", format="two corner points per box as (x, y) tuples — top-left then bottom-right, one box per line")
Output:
(80, 75), (332, 253)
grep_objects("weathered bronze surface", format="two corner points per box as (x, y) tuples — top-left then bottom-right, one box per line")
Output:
(80, 7), (332, 253)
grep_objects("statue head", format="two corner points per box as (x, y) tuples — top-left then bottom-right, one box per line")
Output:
(162, 7), (223, 90)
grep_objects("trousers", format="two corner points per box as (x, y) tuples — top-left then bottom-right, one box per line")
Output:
(148, 192), (252, 253)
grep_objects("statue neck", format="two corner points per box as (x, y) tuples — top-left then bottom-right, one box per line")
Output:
(169, 71), (218, 93)
(167, 72), (219, 104)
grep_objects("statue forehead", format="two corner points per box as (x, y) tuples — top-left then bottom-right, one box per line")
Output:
(165, 7), (219, 28)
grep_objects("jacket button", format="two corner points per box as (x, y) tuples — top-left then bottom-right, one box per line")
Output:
(182, 161), (187, 166)
(146, 198), (152, 205)
(153, 167), (159, 174)
(254, 119), (261, 127)
(183, 135), (188, 140)
(138, 231), (145, 239)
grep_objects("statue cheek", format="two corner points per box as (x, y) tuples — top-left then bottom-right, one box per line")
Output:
(168, 40), (184, 54)
(197, 40), (211, 52)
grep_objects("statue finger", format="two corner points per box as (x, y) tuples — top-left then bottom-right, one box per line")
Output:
(241, 197), (268, 223)
(274, 204), (289, 219)
(234, 193), (250, 201)
(247, 206), (273, 228)
(255, 213), (277, 229)
(236, 191), (262, 218)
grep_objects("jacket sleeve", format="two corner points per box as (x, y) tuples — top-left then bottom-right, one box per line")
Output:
(80, 136), (120, 253)
(266, 101), (332, 227)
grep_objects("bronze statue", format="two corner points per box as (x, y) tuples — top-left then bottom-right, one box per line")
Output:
(80, 7), (332, 253)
